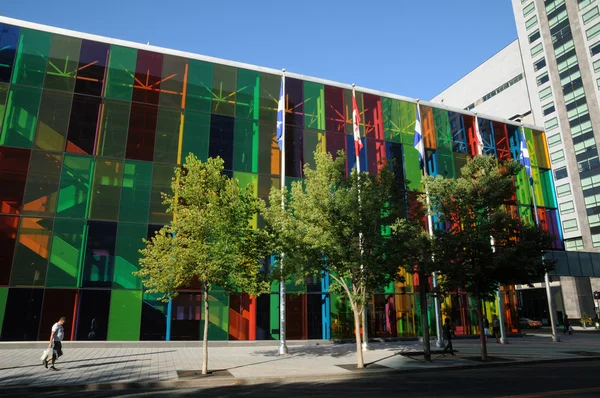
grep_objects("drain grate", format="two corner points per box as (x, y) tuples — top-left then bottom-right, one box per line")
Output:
(177, 369), (233, 378)
(564, 351), (600, 357)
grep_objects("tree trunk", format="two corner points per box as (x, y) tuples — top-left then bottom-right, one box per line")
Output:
(202, 282), (210, 375)
(352, 302), (365, 368)
(418, 270), (431, 362)
(475, 293), (488, 361)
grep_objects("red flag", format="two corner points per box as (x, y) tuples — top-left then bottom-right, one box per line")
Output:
(352, 91), (363, 155)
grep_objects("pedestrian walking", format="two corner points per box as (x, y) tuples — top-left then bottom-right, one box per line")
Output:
(442, 318), (455, 356)
(563, 314), (572, 335)
(44, 317), (65, 371)
(483, 317), (491, 342)
(492, 314), (501, 343)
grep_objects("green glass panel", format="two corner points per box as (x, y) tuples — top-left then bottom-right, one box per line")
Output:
(404, 148), (423, 191)
(303, 129), (326, 170)
(47, 218), (85, 288)
(519, 205), (533, 225)
(0, 85), (42, 148)
(211, 64), (236, 116)
(185, 59), (213, 113)
(330, 293), (353, 339)
(154, 107), (183, 164)
(202, 289), (229, 340)
(149, 163), (174, 225)
(105, 45), (137, 101)
(34, 90), (72, 152)
(0, 83), (8, 132)
(22, 151), (63, 216)
(259, 72), (279, 123)
(433, 108), (452, 153)
(159, 54), (187, 109)
(233, 118), (259, 173)
(56, 154), (94, 219)
(304, 81), (325, 130)
(541, 170), (557, 209)
(96, 99), (130, 158)
(44, 34), (82, 92)
(235, 69), (259, 120)
(234, 172), (258, 227)
(89, 159), (124, 221)
(524, 128), (538, 167)
(12, 28), (51, 87)
(119, 160), (153, 223)
(383, 97), (416, 144)
(107, 289), (142, 341)
(0, 287), (7, 334)
(182, 110), (210, 162)
(515, 168), (532, 206)
(437, 153), (455, 179)
(114, 222), (145, 289)
(10, 217), (53, 287)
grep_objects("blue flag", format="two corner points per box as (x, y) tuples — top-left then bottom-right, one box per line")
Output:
(276, 78), (284, 151)
(413, 105), (424, 170)
(519, 128), (531, 179)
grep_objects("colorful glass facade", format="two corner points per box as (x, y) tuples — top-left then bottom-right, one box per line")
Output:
(0, 17), (562, 341)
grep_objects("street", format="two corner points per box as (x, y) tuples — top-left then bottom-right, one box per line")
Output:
(6, 359), (600, 397)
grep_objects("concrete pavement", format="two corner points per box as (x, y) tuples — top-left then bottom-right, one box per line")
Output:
(1, 333), (599, 392)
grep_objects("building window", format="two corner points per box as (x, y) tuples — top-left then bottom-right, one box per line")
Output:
(594, 59), (600, 72)
(556, 182), (571, 197)
(529, 30), (541, 43)
(537, 72), (549, 86)
(583, 6), (600, 25)
(539, 86), (553, 101)
(580, 0), (594, 11)
(563, 219), (579, 233)
(581, 174), (600, 190)
(554, 166), (568, 180)
(597, 78), (600, 90)
(526, 15), (538, 30)
(593, 234), (600, 247)
(559, 201), (575, 215)
(579, 156), (600, 172)
(589, 214), (600, 228)
(551, 149), (565, 163)
(586, 22), (600, 40)
(523, 2), (536, 17)
(543, 102), (556, 116)
(585, 192), (600, 207)
(574, 137), (597, 155)
(591, 42), (600, 56)
(534, 58), (547, 71)
(531, 43), (544, 57)
(547, 134), (562, 148)
(545, 117), (559, 131)
(564, 237), (584, 251)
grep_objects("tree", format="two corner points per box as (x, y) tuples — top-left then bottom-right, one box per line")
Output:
(260, 149), (409, 368)
(136, 154), (271, 375)
(424, 155), (554, 360)
(390, 218), (437, 361)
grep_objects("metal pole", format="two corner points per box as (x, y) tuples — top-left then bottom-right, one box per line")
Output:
(353, 85), (369, 351)
(523, 127), (559, 342)
(279, 69), (288, 355)
(418, 100), (444, 348)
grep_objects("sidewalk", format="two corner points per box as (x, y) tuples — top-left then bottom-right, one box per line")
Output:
(1, 333), (599, 391)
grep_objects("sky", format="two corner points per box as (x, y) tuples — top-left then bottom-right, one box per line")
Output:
(1, 0), (518, 100)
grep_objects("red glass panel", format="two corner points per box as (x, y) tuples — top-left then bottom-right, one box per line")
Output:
(494, 122), (511, 161)
(464, 115), (477, 156)
(324, 85), (345, 133)
(126, 103), (158, 161)
(421, 105), (436, 149)
(133, 50), (163, 105)
(363, 93), (384, 140)
(366, 139), (386, 176)
(0, 147), (31, 215)
(0, 215), (19, 285)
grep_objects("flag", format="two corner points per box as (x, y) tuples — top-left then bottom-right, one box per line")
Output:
(352, 90), (363, 155)
(276, 77), (284, 151)
(413, 105), (424, 170)
(519, 127), (531, 179)
(475, 116), (484, 156)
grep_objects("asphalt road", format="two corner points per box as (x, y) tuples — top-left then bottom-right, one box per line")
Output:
(6, 359), (600, 398)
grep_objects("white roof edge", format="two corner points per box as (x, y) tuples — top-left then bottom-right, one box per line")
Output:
(1, 16), (545, 132)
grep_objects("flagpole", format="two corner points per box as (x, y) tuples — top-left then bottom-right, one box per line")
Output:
(476, 113), (507, 344)
(279, 69), (288, 355)
(521, 125), (559, 343)
(352, 85), (369, 351)
(417, 100), (444, 348)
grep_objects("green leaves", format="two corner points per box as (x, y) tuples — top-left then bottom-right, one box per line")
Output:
(136, 153), (272, 301)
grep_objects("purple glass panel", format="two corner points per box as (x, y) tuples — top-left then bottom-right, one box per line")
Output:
(324, 86), (345, 133)
(285, 78), (303, 127)
(75, 40), (109, 97)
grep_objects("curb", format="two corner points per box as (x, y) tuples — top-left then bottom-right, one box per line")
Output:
(3, 355), (600, 394)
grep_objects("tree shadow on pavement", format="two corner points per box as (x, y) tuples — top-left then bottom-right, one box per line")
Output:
(252, 341), (421, 359)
